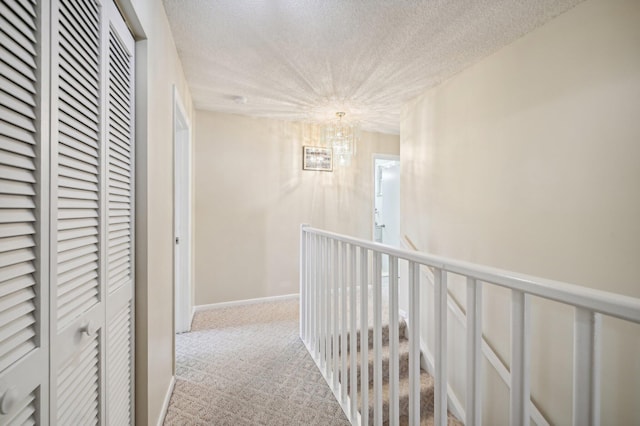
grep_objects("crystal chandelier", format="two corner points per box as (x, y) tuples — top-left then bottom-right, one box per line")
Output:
(322, 112), (360, 166)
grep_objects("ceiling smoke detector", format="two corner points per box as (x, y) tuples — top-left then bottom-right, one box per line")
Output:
(232, 95), (247, 105)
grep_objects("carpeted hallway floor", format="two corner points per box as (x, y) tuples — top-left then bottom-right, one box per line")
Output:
(163, 297), (350, 425)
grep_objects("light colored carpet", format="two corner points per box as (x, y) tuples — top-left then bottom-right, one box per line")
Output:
(163, 297), (351, 425)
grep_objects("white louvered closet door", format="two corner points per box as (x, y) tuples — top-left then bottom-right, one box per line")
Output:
(105, 1), (134, 425)
(50, 0), (105, 423)
(0, 0), (49, 424)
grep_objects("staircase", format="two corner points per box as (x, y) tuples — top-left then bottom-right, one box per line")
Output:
(338, 320), (462, 425)
(301, 226), (640, 426)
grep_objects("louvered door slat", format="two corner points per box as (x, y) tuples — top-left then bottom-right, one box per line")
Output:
(0, 46), (36, 88)
(0, 273), (34, 298)
(59, 143), (98, 167)
(0, 81), (36, 115)
(4, 390), (37, 426)
(0, 0), (43, 420)
(0, 30), (36, 70)
(65, 0), (98, 33)
(0, 313), (34, 345)
(57, 234), (97, 252)
(0, 162), (35, 183)
(0, 149), (35, 170)
(58, 137), (98, 164)
(59, 1), (99, 56)
(0, 210), (35, 224)
(9, 0), (35, 20)
(108, 96), (130, 128)
(0, 106), (35, 133)
(108, 43), (129, 83)
(0, 235), (34, 253)
(108, 95), (129, 124)
(59, 154), (99, 177)
(0, 223), (34, 240)
(58, 46), (99, 98)
(58, 176), (98, 193)
(0, 120), (36, 147)
(109, 160), (131, 176)
(0, 134), (35, 157)
(108, 147), (130, 167)
(0, 248), (34, 269)
(107, 304), (131, 425)
(0, 16), (36, 55)
(57, 336), (99, 425)
(0, 194), (35, 209)
(0, 182), (35, 199)
(1, 90), (36, 119)
(0, 50), (35, 88)
(57, 216), (98, 230)
(0, 2), (35, 39)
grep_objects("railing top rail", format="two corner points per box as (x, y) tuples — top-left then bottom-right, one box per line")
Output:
(302, 225), (640, 324)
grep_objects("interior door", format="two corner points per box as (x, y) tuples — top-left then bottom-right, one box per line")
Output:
(50, 0), (105, 423)
(174, 102), (191, 334)
(105, 1), (135, 424)
(0, 0), (49, 423)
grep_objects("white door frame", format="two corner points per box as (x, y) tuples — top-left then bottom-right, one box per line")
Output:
(372, 154), (400, 240)
(173, 86), (192, 333)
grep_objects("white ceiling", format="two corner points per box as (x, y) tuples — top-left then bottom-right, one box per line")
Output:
(163, 0), (582, 134)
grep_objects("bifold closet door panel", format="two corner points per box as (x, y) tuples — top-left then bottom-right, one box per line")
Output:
(0, 0), (49, 424)
(105, 0), (135, 424)
(50, 0), (105, 423)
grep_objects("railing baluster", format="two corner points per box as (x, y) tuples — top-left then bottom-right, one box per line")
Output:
(434, 268), (448, 426)
(311, 234), (317, 354)
(305, 232), (313, 344)
(314, 234), (320, 358)
(349, 244), (358, 422)
(340, 241), (348, 404)
(408, 261), (420, 425)
(360, 247), (369, 426)
(573, 308), (601, 426)
(510, 290), (531, 426)
(298, 225), (307, 342)
(373, 251), (383, 426)
(333, 240), (340, 388)
(466, 277), (482, 426)
(389, 256), (400, 426)
(322, 237), (328, 371)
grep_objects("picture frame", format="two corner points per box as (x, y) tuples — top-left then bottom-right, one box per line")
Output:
(303, 146), (333, 171)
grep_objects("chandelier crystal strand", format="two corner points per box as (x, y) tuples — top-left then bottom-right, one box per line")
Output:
(322, 112), (360, 166)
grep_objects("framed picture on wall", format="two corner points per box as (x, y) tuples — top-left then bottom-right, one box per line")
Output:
(303, 146), (333, 171)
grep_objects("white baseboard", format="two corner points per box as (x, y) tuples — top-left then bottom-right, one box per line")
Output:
(193, 293), (299, 312)
(157, 375), (176, 426)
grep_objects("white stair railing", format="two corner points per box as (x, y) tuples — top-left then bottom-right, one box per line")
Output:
(299, 224), (640, 426)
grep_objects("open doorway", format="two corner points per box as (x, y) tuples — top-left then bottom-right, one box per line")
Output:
(173, 86), (192, 333)
(373, 155), (400, 277)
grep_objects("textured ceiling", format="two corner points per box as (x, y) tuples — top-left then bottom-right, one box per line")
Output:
(163, 0), (582, 134)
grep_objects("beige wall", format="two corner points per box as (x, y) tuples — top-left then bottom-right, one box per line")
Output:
(400, 0), (640, 424)
(123, 0), (194, 424)
(194, 111), (399, 304)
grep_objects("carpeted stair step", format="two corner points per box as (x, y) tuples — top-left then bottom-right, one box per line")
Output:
(343, 337), (410, 389)
(359, 369), (433, 425)
(334, 319), (408, 353)
(399, 412), (464, 426)
(361, 370), (463, 426)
